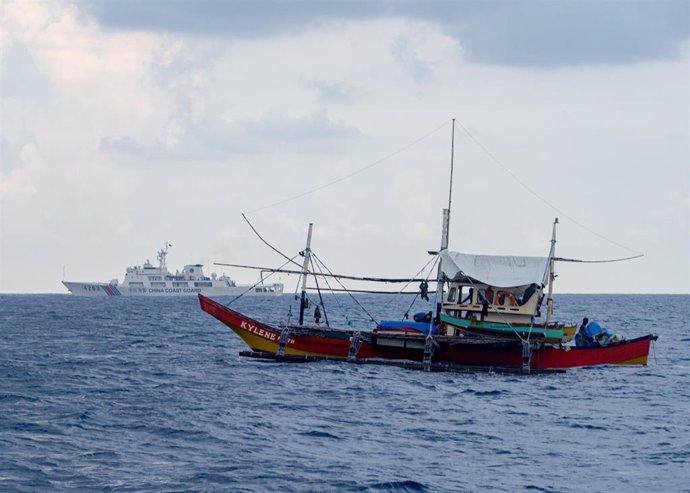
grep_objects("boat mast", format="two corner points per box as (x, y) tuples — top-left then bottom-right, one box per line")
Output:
(447, 118), (456, 229)
(298, 223), (314, 326)
(434, 119), (455, 319)
(545, 218), (558, 324)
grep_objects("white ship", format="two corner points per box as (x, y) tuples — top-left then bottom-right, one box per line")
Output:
(62, 243), (284, 297)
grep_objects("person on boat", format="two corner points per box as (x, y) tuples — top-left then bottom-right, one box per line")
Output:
(314, 306), (321, 324)
(517, 283), (538, 306)
(575, 317), (590, 347)
(419, 280), (429, 301)
(576, 317), (617, 347)
(480, 298), (489, 321)
(478, 286), (493, 305)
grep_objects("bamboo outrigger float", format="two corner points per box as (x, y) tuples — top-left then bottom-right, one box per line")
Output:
(199, 119), (657, 374)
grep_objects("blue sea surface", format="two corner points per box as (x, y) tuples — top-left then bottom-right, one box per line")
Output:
(1, 294), (689, 492)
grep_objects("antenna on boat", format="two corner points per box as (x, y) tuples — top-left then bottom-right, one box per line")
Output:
(298, 223), (314, 326)
(545, 218), (558, 325)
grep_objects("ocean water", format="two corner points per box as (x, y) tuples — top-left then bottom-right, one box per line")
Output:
(1, 293), (688, 492)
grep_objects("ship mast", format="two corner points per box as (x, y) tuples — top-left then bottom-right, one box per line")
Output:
(298, 223), (314, 326)
(158, 242), (171, 271)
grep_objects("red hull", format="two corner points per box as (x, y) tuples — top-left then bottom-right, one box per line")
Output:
(199, 295), (656, 370)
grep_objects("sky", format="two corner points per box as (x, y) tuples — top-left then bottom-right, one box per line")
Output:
(1, 0), (689, 294)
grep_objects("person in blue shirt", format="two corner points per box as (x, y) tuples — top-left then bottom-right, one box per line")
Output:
(517, 283), (538, 306)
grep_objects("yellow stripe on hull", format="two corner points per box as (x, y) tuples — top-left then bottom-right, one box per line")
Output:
(615, 355), (649, 365)
(563, 324), (577, 343)
(231, 328), (280, 352)
(229, 327), (342, 358)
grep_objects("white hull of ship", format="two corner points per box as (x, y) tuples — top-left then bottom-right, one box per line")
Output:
(62, 281), (283, 297)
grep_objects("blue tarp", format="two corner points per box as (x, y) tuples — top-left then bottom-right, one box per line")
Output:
(576, 321), (614, 347)
(376, 320), (438, 335)
(584, 321), (612, 338)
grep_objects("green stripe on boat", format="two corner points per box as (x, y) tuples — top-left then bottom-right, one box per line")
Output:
(440, 313), (564, 340)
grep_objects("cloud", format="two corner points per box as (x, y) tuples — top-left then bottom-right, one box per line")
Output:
(390, 35), (433, 83)
(307, 80), (355, 103)
(0, 142), (41, 197)
(243, 112), (361, 143)
(80, 0), (381, 39)
(0, 41), (53, 102)
(429, 1), (690, 67)
(98, 113), (364, 160)
(99, 135), (143, 154)
(80, 0), (690, 67)
(1, 132), (38, 174)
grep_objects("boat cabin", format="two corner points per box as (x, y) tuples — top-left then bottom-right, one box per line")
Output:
(438, 251), (550, 336)
(443, 282), (542, 322)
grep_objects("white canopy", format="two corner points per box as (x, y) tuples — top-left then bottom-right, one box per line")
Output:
(440, 251), (550, 288)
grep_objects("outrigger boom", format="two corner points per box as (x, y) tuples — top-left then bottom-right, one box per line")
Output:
(213, 262), (433, 284)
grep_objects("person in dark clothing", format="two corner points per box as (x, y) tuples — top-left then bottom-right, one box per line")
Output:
(518, 283), (538, 306)
(419, 280), (429, 301)
(575, 317), (590, 347)
(481, 299), (489, 320)
(314, 306), (321, 324)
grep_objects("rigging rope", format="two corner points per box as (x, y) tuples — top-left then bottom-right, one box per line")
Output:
(223, 253), (300, 307)
(554, 255), (643, 263)
(309, 254), (353, 326)
(310, 251), (377, 324)
(454, 118), (642, 255)
(308, 256), (330, 327)
(293, 275), (301, 299)
(242, 213), (304, 270)
(379, 254), (439, 319)
(404, 292), (420, 320)
(243, 119), (451, 214)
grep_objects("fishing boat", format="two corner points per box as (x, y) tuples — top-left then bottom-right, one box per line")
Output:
(198, 294), (656, 372)
(199, 120), (657, 373)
